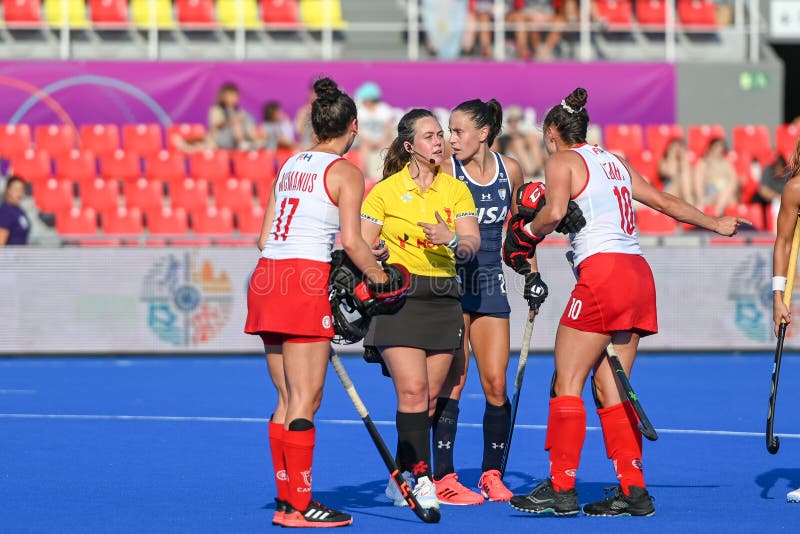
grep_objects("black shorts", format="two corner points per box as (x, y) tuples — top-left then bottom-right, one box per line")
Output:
(365, 275), (464, 351)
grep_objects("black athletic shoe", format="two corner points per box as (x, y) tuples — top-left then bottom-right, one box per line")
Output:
(281, 500), (353, 528)
(582, 485), (655, 517)
(509, 479), (579, 516)
(272, 498), (289, 526)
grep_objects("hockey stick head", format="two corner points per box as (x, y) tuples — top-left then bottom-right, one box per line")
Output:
(389, 470), (441, 523)
(767, 435), (780, 455)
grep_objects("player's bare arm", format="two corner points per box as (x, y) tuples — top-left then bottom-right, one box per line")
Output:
(526, 151), (575, 236)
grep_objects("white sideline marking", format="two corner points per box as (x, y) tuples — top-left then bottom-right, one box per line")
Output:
(0, 413), (798, 440)
(0, 389), (37, 395)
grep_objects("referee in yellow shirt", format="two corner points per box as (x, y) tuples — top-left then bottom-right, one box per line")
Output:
(361, 108), (481, 510)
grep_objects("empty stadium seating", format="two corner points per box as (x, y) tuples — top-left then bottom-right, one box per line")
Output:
(34, 178), (74, 213)
(192, 206), (234, 235)
(100, 149), (141, 182)
(101, 206), (144, 235)
(88, 0), (129, 26)
(80, 124), (120, 157)
(0, 124), (32, 159)
(8, 149), (52, 188)
(645, 123), (684, 160)
(594, 0), (634, 29)
(125, 178), (164, 211)
(80, 177), (120, 212)
(688, 124), (726, 155)
(56, 206), (98, 235)
(122, 123), (163, 156)
(215, 177), (254, 211)
(34, 124), (76, 157)
(604, 124), (644, 156)
(3, 0), (43, 25)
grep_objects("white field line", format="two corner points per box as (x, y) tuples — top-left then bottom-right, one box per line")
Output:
(0, 413), (798, 440)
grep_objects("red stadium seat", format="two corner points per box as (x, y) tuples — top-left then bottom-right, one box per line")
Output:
(79, 124), (120, 157)
(261, 0), (299, 26)
(145, 206), (189, 235)
(80, 177), (120, 213)
(122, 123), (163, 156)
(343, 149), (365, 173)
(215, 177), (254, 211)
(188, 149), (231, 183)
(169, 177), (209, 213)
(100, 149), (142, 182)
(232, 149), (276, 182)
(166, 123), (207, 151)
(732, 124), (772, 166)
(34, 124), (76, 157)
(275, 147), (294, 169)
(723, 203), (764, 231)
(176, 0), (216, 25)
(775, 123), (799, 162)
(677, 0), (717, 28)
(55, 149), (98, 186)
(604, 124), (644, 156)
(34, 178), (74, 213)
(635, 0), (666, 26)
(192, 206), (234, 235)
(645, 123), (683, 160)
(256, 176), (277, 207)
(102, 206), (144, 235)
(0, 124), (32, 159)
(635, 206), (676, 235)
(145, 150), (187, 181)
(125, 177), (164, 211)
(56, 206), (98, 236)
(3, 0), (42, 24)
(627, 149), (660, 188)
(364, 177), (379, 199)
(687, 124), (726, 156)
(236, 204), (265, 235)
(89, 0), (129, 25)
(595, 0), (634, 28)
(8, 148), (52, 188)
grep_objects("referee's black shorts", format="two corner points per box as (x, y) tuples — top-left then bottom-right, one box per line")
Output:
(365, 274), (463, 351)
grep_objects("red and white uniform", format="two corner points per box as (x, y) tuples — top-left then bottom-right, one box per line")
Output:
(560, 144), (657, 336)
(245, 151), (343, 341)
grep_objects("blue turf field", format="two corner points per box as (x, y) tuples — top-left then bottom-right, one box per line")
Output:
(1, 353), (800, 533)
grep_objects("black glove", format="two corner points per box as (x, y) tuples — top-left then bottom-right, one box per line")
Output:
(520, 266), (548, 311)
(516, 181), (586, 235)
(502, 214), (543, 273)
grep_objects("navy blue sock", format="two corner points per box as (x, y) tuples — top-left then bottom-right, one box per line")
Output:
(482, 399), (511, 472)
(432, 397), (460, 479)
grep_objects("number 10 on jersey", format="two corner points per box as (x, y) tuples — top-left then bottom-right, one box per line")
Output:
(612, 186), (635, 235)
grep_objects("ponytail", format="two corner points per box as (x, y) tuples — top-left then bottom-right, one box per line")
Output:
(383, 137), (411, 179)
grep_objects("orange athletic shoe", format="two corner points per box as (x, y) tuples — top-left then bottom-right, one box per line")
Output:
(478, 470), (513, 502)
(434, 472), (485, 506)
(272, 498), (289, 526)
(281, 500), (353, 528)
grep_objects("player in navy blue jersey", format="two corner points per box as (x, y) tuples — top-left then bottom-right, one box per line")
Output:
(433, 99), (548, 505)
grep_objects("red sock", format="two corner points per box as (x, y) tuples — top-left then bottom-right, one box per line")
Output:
(282, 427), (316, 511)
(269, 421), (289, 501)
(544, 396), (586, 492)
(598, 401), (645, 494)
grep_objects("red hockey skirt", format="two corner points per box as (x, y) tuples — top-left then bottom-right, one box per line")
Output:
(244, 257), (334, 341)
(559, 252), (658, 337)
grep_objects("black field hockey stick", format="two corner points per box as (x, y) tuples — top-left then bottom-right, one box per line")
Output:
(499, 312), (536, 477)
(767, 216), (800, 454)
(566, 251), (658, 441)
(328, 348), (441, 523)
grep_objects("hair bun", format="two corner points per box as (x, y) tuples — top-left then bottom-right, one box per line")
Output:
(564, 88), (588, 111)
(313, 77), (340, 104)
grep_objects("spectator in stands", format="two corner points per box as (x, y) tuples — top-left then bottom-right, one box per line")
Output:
(752, 154), (788, 229)
(507, 0), (565, 61)
(354, 81), (395, 180)
(0, 176), (30, 246)
(294, 83), (317, 150)
(694, 137), (739, 215)
(208, 82), (259, 150)
(495, 105), (546, 179)
(468, 0), (510, 58)
(261, 101), (298, 152)
(658, 138), (694, 202)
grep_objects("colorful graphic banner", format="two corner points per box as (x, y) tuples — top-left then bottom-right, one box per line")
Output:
(0, 61), (676, 130)
(0, 244), (789, 354)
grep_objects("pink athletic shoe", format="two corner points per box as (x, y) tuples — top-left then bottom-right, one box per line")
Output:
(434, 472), (485, 506)
(478, 470), (513, 502)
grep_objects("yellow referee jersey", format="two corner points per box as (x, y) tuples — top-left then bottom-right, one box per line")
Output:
(361, 164), (477, 277)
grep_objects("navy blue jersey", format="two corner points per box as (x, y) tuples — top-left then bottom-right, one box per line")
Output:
(452, 153), (513, 315)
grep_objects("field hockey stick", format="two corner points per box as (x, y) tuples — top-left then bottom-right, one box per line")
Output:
(565, 251), (658, 441)
(767, 216), (800, 454)
(328, 348), (441, 523)
(499, 312), (536, 477)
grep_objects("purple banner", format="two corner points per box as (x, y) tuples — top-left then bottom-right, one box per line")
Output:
(0, 61), (675, 129)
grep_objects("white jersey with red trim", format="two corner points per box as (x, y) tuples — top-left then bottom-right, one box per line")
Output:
(262, 151), (342, 262)
(568, 144), (642, 267)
